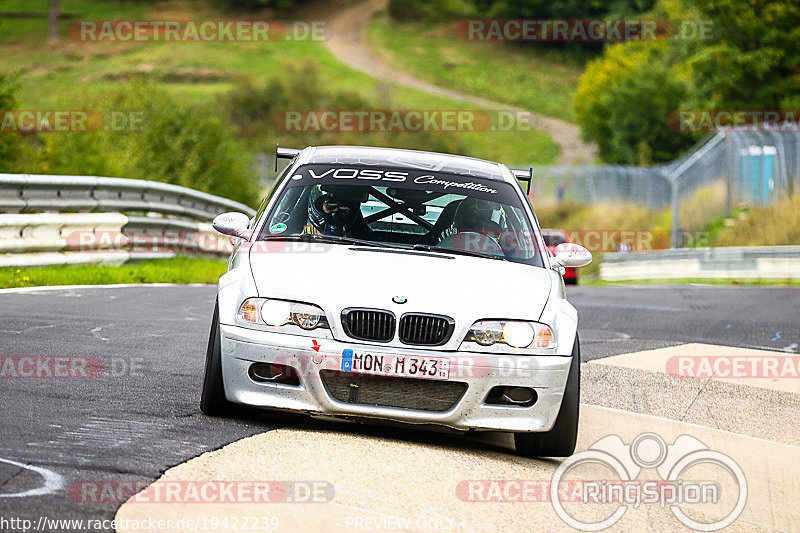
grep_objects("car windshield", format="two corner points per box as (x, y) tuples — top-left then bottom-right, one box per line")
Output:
(258, 164), (543, 266)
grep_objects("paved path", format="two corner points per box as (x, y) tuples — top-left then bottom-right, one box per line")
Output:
(324, 0), (597, 165)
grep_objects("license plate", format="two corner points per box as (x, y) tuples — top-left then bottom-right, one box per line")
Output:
(341, 350), (450, 380)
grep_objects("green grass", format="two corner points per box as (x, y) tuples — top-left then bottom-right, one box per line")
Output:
(583, 278), (800, 286)
(367, 12), (584, 123)
(0, 256), (227, 288)
(0, 0), (558, 166)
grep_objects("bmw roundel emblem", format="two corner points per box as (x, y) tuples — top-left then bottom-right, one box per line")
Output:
(392, 296), (407, 304)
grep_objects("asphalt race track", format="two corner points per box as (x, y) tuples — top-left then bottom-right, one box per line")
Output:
(1, 284), (798, 531)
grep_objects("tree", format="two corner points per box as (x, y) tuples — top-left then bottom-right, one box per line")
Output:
(684, 0), (800, 111)
(601, 60), (693, 164)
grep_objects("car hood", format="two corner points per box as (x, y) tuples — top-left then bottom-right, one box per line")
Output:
(248, 243), (552, 322)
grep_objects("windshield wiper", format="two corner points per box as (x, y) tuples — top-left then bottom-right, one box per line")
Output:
(264, 233), (400, 250)
(412, 244), (507, 261)
(263, 234), (505, 259)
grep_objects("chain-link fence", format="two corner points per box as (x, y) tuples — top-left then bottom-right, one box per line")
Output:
(533, 130), (800, 247)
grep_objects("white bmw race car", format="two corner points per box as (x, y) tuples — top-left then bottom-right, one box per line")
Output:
(201, 145), (591, 457)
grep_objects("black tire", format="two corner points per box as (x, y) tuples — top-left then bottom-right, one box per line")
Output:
(564, 277), (578, 285)
(514, 335), (580, 458)
(200, 301), (237, 417)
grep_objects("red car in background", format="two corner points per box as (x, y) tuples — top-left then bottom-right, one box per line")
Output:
(541, 229), (579, 285)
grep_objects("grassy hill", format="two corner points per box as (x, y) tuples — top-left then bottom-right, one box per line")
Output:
(0, 0), (558, 167)
(367, 12), (584, 123)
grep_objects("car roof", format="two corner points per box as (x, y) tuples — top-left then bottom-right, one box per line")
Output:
(297, 145), (514, 183)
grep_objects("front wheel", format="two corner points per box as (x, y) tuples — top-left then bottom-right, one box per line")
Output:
(200, 301), (237, 417)
(514, 335), (580, 457)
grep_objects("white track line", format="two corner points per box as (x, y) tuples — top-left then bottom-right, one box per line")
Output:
(0, 283), (213, 294)
(0, 457), (66, 498)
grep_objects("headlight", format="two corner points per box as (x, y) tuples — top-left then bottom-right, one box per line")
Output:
(469, 320), (503, 346)
(238, 298), (328, 331)
(465, 320), (555, 350)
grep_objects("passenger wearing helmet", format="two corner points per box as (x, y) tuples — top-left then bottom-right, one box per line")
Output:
(304, 185), (359, 237)
(452, 197), (503, 235)
(438, 197), (505, 256)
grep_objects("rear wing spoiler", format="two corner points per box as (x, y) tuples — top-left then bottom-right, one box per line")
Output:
(512, 168), (533, 195)
(275, 145), (302, 171)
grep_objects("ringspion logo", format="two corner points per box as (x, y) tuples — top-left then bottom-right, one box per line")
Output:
(551, 433), (747, 531)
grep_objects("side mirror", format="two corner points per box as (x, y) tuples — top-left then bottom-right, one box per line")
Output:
(552, 242), (592, 268)
(213, 212), (252, 238)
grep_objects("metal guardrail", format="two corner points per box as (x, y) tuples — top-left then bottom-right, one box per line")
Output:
(534, 130), (800, 248)
(600, 246), (800, 281)
(0, 174), (256, 267)
(0, 174), (255, 220)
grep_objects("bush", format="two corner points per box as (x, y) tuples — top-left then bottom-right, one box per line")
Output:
(711, 195), (800, 247)
(388, 0), (429, 22)
(38, 82), (259, 207)
(471, 0), (657, 19)
(221, 59), (465, 157)
(678, 181), (727, 234)
(574, 42), (654, 163)
(210, 0), (309, 12)
(0, 72), (21, 173)
(388, 0), (472, 22)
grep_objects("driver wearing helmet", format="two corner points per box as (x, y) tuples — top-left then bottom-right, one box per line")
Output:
(304, 185), (359, 237)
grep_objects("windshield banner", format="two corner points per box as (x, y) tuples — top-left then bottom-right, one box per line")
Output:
(288, 164), (518, 204)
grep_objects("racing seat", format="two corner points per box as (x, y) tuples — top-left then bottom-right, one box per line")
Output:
(423, 199), (462, 245)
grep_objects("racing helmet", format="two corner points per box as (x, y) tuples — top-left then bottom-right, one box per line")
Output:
(307, 185), (359, 236)
(452, 197), (499, 233)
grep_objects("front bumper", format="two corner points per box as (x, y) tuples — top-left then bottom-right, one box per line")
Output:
(220, 324), (572, 433)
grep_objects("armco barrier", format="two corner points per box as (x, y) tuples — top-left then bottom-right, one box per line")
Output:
(0, 174), (256, 267)
(600, 246), (800, 281)
(0, 174), (254, 218)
